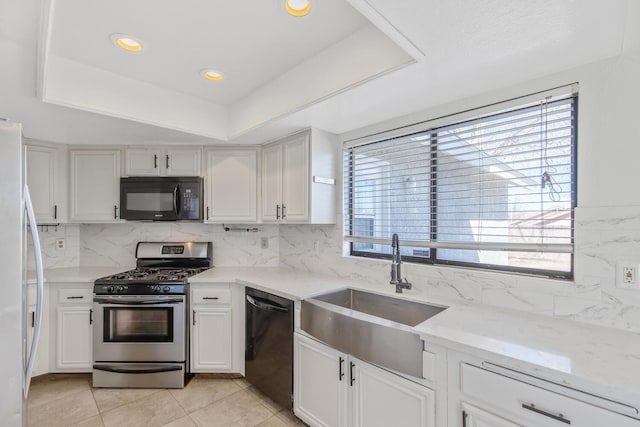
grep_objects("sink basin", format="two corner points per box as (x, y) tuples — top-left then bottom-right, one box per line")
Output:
(301, 288), (447, 378)
(312, 288), (446, 327)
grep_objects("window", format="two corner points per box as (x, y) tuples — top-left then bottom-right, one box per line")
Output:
(343, 92), (576, 278)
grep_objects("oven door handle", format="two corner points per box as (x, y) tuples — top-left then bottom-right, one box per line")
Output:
(93, 364), (183, 374)
(93, 297), (184, 305)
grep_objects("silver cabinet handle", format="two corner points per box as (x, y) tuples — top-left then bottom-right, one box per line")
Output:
(154, 154), (158, 169)
(67, 296), (84, 299)
(114, 205), (118, 219)
(276, 204), (280, 220)
(339, 357), (344, 381)
(522, 403), (570, 424)
(166, 154), (170, 169)
(193, 309), (196, 326)
(202, 297), (219, 300)
(282, 204), (286, 219)
(206, 206), (210, 220)
(54, 204), (57, 219)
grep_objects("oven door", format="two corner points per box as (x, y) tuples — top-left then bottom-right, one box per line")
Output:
(93, 295), (186, 362)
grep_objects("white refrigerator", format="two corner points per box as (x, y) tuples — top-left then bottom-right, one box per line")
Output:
(0, 119), (45, 426)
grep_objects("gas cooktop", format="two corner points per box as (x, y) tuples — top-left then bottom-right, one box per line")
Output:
(93, 266), (211, 295)
(93, 242), (213, 295)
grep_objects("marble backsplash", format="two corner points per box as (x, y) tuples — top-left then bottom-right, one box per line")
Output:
(79, 222), (280, 268)
(279, 206), (640, 333)
(38, 222), (279, 269)
(37, 205), (640, 333)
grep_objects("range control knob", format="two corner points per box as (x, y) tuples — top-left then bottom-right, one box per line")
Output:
(117, 285), (125, 293)
(163, 286), (171, 293)
(107, 286), (115, 293)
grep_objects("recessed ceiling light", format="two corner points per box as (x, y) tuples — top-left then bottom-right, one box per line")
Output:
(110, 34), (143, 52)
(285, 0), (311, 17)
(201, 69), (223, 81)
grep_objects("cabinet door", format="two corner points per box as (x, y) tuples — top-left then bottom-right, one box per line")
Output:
(70, 150), (121, 221)
(462, 402), (522, 427)
(261, 143), (283, 222)
(25, 145), (58, 223)
(191, 307), (232, 372)
(351, 357), (435, 427)
(56, 306), (92, 370)
(282, 134), (309, 222)
(165, 148), (201, 176)
(294, 334), (348, 427)
(205, 150), (257, 222)
(125, 148), (160, 176)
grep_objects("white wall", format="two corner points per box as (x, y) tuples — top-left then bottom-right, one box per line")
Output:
(280, 46), (640, 333)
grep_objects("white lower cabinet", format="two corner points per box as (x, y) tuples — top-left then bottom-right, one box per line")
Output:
(54, 287), (93, 371)
(294, 333), (435, 427)
(27, 285), (49, 376)
(191, 307), (232, 371)
(190, 283), (244, 374)
(450, 358), (640, 427)
(294, 332), (348, 427)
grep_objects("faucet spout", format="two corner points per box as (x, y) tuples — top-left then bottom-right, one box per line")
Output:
(389, 233), (412, 293)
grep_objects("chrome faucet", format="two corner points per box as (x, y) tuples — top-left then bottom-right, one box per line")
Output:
(389, 233), (412, 293)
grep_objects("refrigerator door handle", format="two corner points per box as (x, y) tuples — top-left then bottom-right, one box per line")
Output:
(23, 185), (44, 398)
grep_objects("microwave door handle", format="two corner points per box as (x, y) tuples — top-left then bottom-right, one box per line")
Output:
(174, 185), (181, 217)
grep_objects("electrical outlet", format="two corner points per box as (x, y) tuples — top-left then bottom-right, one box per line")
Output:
(260, 237), (269, 249)
(55, 238), (65, 251)
(624, 266), (636, 284)
(617, 262), (640, 289)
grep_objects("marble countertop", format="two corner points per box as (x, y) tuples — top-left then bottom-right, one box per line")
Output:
(40, 265), (640, 408)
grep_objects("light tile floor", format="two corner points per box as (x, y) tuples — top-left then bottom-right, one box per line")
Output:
(27, 374), (307, 427)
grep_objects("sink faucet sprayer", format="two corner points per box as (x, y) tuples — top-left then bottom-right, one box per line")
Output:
(389, 233), (412, 293)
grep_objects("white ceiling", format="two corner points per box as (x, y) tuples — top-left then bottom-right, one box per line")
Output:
(0, 0), (633, 146)
(49, 0), (369, 106)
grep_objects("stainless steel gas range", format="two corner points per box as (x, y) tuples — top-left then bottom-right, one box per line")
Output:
(92, 241), (212, 389)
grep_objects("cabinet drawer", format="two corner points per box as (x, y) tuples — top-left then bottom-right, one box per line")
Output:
(192, 287), (231, 304)
(461, 363), (640, 426)
(58, 288), (93, 304)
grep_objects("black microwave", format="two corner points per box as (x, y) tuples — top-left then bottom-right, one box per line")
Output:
(120, 176), (203, 221)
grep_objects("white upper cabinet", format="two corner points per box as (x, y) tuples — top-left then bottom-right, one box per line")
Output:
(70, 150), (122, 222)
(261, 129), (337, 224)
(205, 148), (259, 223)
(125, 147), (201, 176)
(25, 143), (66, 223)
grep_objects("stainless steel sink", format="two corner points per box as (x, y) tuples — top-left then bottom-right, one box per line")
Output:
(301, 288), (447, 378)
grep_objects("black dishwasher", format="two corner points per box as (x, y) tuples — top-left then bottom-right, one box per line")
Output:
(245, 287), (294, 409)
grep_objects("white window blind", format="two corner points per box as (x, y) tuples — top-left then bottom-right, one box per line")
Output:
(343, 94), (576, 277)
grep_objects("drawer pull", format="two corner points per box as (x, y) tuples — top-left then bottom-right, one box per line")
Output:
(67, 296), (84, 299)
(202, 297), (219, 300)
(522, 403), (570, 424)
(339, 357), (344, 381)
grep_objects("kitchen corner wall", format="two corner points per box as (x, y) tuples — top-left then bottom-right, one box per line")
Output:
(281, 49), (640, 334)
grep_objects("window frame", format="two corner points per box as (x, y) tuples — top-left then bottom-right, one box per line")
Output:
(344, 94), (577, 280)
